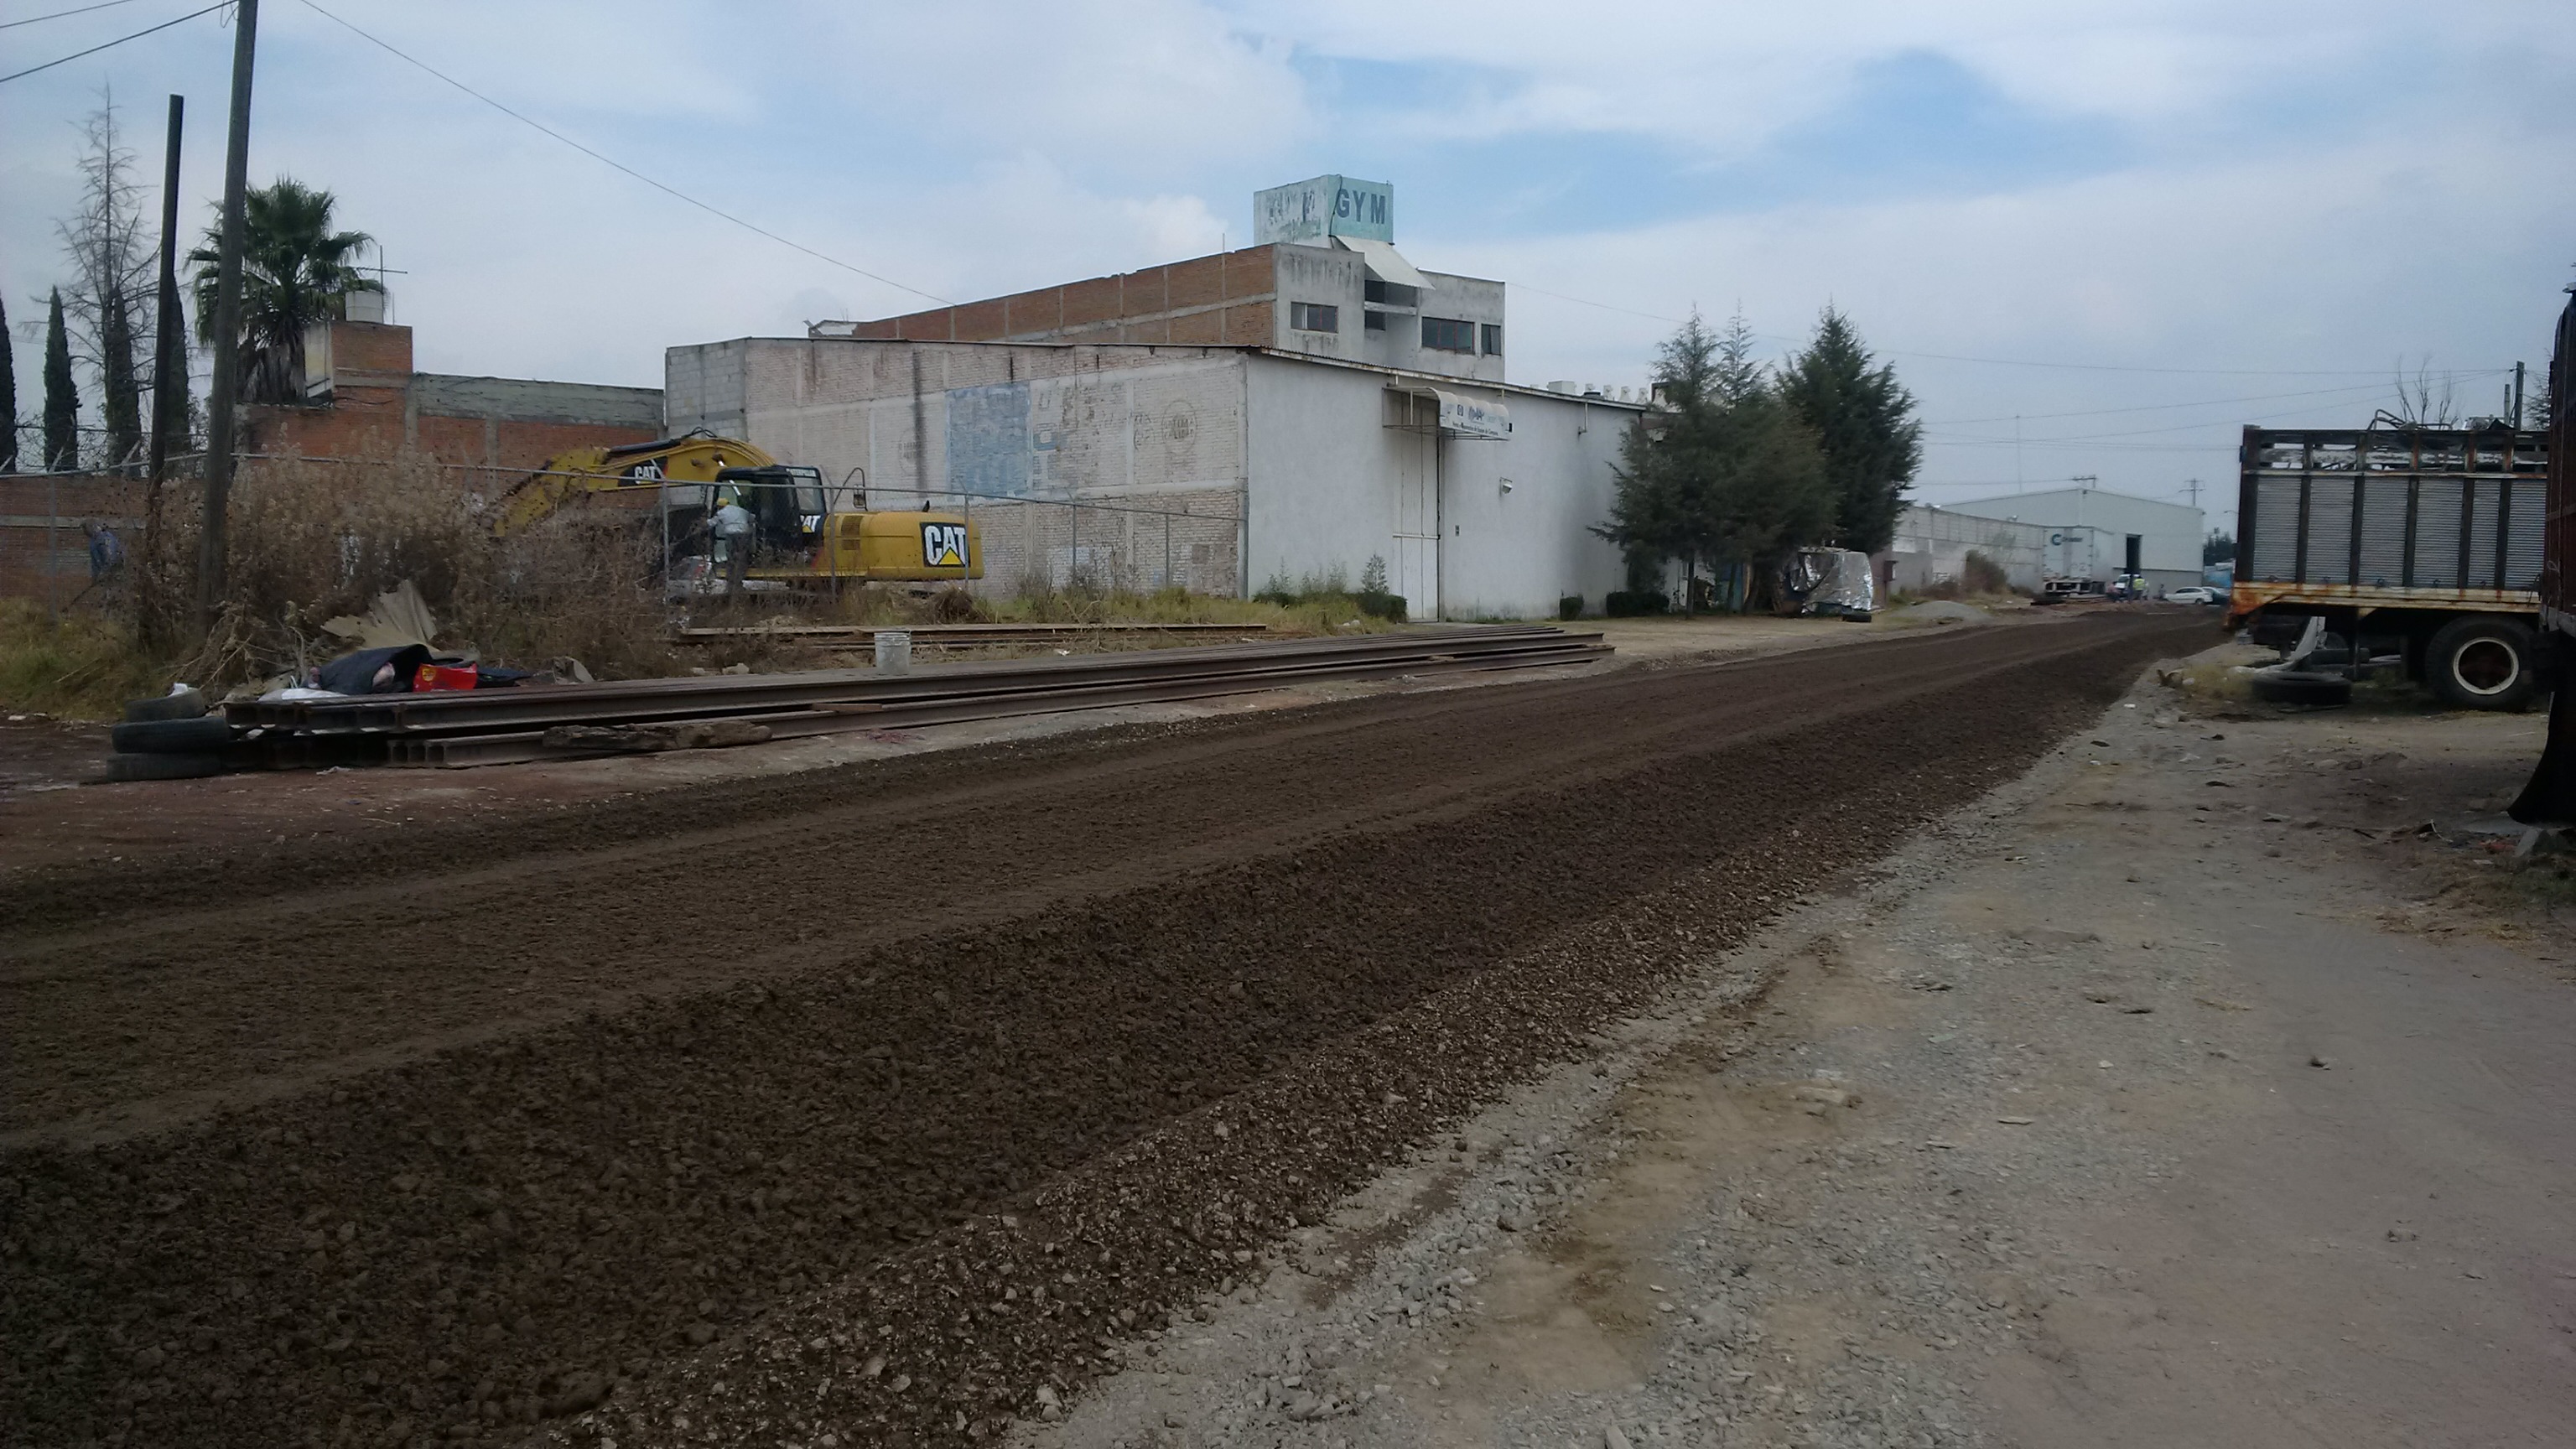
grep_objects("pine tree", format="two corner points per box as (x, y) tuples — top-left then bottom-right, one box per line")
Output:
(1596, 311), (1834, 609)
(43, 289), (80, 470)
(1698, 314), (1832, 584)
(1779, 307), (1923, 556)
(1597, 312), (1724, 603)
(0, 293), (18, 470)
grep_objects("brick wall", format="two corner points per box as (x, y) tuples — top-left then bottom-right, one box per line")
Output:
(241, 320), (664, 475)
(842, 247), (1281, 349)
(0, 473), (152, 607)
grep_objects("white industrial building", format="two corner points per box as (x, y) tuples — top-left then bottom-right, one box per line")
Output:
(668, 178), (1646, 620)
(1886, 505), (2053, 593)
(1938, 486), (2205, 594)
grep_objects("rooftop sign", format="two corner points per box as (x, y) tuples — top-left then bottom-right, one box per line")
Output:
(1254, 175), (1394, 247)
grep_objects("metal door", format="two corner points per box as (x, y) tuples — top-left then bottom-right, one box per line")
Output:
(1392, 429), (1439, 618)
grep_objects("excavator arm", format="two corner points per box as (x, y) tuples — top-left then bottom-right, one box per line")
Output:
(493, 430), (779, 534)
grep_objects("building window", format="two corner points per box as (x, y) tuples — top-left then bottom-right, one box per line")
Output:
(1421, 317), (1476, 353)
(1289, 301), (1339, 333)
(1363, 279), (1420, 309)
(1363, 309), (1387, 333)
(1481, 323), (1504, 356)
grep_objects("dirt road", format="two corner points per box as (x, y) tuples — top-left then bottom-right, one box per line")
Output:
(0, 612), (2199, 1448)
(1033, 653), (2576, 1449)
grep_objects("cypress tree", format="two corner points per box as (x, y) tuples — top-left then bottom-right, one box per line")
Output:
(0, 293), (18, 470)
(1779, 307), (1923, 556)
(101, 278), (140, 468)
(43, 288), (80, 470)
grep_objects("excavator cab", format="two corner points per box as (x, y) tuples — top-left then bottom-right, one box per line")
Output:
(713, 465), (829, 558)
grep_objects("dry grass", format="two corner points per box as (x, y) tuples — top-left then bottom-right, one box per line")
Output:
(0, 600), (178, 719)
(3, 460), (682, 714)
(5, 460), (1384, 714)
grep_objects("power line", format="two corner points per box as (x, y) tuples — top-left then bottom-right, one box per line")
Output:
(289, 0), (952, 308)
(1509, 282), (2509, 380)
(0, 0), (222, 84)
(0, 0), (148, 31)
(1920, 376), (2498, 428)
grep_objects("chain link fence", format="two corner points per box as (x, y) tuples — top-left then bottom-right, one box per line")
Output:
(3, 454), (1251, 614)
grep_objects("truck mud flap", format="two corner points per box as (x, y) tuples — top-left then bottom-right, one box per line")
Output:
(2509, 671), (2576, 824)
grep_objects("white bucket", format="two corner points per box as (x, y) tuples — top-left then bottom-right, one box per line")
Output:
(875, 631), (913, 675)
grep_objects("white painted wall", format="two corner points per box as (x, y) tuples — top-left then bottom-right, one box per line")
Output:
(669, 337), (1633, 616)
(1433, 385), (1631, 619)
(1944, 486), (2203, 587)
(1244, 356), (1631, 620)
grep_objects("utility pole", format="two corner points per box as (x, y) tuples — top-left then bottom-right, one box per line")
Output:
(2184, 477), (2202, 512)
(145, 91), (186, 645)
(146, 95), (184, 485)
(2513, 361), (2527, 428)
(196, 0), (257, 629)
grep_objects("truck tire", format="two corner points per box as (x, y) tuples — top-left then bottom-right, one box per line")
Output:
(2425, 616), (2537, 711)
(122, 687), (209, 722)
(101, 751), (227, 782)
(109, 716), (236, 755)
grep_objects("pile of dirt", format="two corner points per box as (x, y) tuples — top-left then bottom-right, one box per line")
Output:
(0, 615), (2201, 1447)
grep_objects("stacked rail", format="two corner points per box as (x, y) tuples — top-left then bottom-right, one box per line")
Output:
(224, 626), (1609, 769)
(672, 621), (1267, 647)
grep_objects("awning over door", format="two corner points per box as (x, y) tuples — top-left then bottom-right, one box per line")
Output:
(1332, 236), (1432, 293)
(1387, 385), (1511, 439)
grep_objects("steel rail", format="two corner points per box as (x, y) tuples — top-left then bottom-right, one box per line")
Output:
(229, 628), (1586, 735)
(671, 621), (1270, 644)
(391, 637), (1611, 767)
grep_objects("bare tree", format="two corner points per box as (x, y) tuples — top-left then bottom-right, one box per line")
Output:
(2386, 356), (2458, 428)
(55, 89), (158, 471)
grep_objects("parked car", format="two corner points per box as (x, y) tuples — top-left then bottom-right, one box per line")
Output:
(2167, 584), (2223, 605)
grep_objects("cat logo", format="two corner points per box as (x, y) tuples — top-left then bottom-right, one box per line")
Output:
(921, 522), (969, 569)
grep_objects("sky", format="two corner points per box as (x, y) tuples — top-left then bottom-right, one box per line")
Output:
(5, 0), (2573, 532)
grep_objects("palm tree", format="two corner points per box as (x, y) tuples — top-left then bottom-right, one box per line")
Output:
(190, 179), (382, 404)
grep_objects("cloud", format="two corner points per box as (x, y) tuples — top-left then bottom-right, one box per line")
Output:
(3, 0), (2569, 536)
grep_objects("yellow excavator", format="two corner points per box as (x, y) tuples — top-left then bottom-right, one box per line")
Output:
(493, 429), (981, 585)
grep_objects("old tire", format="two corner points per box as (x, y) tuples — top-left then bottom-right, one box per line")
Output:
(2251, 669), (2353, 707)
(2425, 616), (2537, 711)
(109, 716), (235, 755)
(101, 751), (226, 782)
(122, 688), (209, 722)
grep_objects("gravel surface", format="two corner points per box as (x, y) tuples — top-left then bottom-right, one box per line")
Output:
(1026, 649), (2576, 1449)
(0, 613), (2201, 1447)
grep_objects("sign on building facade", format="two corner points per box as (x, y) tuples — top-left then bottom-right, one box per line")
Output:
(1254, 175), (1395, 247)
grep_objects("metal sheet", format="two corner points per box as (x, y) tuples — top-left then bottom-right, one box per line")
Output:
(2507, 479), (2544, 589)
(2469, 480), (2504, 588)
(2356, 475), (2409, 586)
(1332, 236), (1431, 293)
(2250, 476), (2302, 581)
(2305, 476), (2355, 584)
(2414, 479), (2464, 587)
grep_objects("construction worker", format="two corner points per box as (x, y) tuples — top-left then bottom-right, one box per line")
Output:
(711, 491), (754, 595)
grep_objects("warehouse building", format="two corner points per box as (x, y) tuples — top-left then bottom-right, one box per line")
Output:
(1940, 486), (2204, 594)
(1886, 504), (2052, 593)
(670, 179), (1643, 620)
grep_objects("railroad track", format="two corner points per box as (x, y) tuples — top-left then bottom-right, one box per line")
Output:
(221, 626), (1608, 768)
